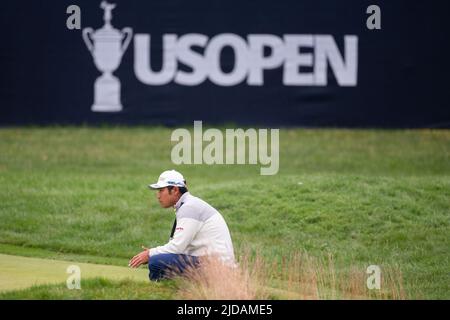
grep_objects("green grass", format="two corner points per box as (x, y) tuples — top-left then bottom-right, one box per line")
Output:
(0, 253), (149, 292)
(0, 278), (175, 299)
(0, 127), (449, 299)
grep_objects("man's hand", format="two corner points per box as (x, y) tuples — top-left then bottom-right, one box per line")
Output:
(128, 246), (150, 268)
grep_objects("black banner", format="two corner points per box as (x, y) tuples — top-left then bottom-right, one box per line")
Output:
(1, 300), (445, 319)
(0, 0), (449, 127)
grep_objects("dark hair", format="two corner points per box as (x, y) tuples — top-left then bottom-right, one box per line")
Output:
(167, 185), (188, 194)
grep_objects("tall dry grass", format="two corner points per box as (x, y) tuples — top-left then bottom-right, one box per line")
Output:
(175, 251), (407, 300)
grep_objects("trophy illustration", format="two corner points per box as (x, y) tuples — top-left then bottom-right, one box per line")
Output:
(82, 1), (132, 112)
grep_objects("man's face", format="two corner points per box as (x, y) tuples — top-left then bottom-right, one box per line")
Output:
(156, 187), (179, 208)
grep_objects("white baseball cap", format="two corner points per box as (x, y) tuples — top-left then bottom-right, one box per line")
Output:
(148, 170), (186, 189)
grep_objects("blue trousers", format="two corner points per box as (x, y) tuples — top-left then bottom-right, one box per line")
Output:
(148, 253), (200, 281)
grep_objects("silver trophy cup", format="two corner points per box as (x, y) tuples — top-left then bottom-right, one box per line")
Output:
(82, 1), (132, 112)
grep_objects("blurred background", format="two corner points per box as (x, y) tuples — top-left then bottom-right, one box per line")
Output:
(1, 0), (449, 127)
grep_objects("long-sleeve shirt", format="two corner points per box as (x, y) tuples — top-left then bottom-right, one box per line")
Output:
(149, 192), (235, 263)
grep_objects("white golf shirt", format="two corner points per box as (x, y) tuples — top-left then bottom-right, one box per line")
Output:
(149, 192), (235, 263)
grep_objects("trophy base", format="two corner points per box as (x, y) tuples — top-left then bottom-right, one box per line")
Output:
(92, 73), (123, 112)
(91, 104), (123, 112)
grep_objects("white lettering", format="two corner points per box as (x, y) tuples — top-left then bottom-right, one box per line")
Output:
(66, 265), (81, 290)
(206, 34), (249, 86)
(170, 122), (279, 175)
(175, 34), (209, 85)
(366, 265), (381, 290)
(247, 35), (284, 85)
(171, 128), (191, 164)
(134, 34), (177, 85)
(283, 35), (315, 85)
(134, 33), (358, 87)
(315, 35), (358, 86)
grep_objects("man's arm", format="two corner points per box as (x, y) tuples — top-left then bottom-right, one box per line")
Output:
(128, 246), (149, 268)
(128, 218), (201, 268)
(149, 217), (202, 256)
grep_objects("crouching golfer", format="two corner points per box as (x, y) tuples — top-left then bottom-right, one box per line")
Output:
(129, 170), (235, 281)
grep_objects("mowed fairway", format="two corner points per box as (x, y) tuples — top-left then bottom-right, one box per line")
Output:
(0, 253), (148, 291)
(0, 127), (449, 299)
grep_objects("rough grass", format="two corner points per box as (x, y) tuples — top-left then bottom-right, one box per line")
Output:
(0, 127), (449, 299)
(176, 252), (407, 300)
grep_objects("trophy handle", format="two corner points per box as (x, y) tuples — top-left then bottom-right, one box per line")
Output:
(82, 28), (94, 52)
(121, 27), (133, 53)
